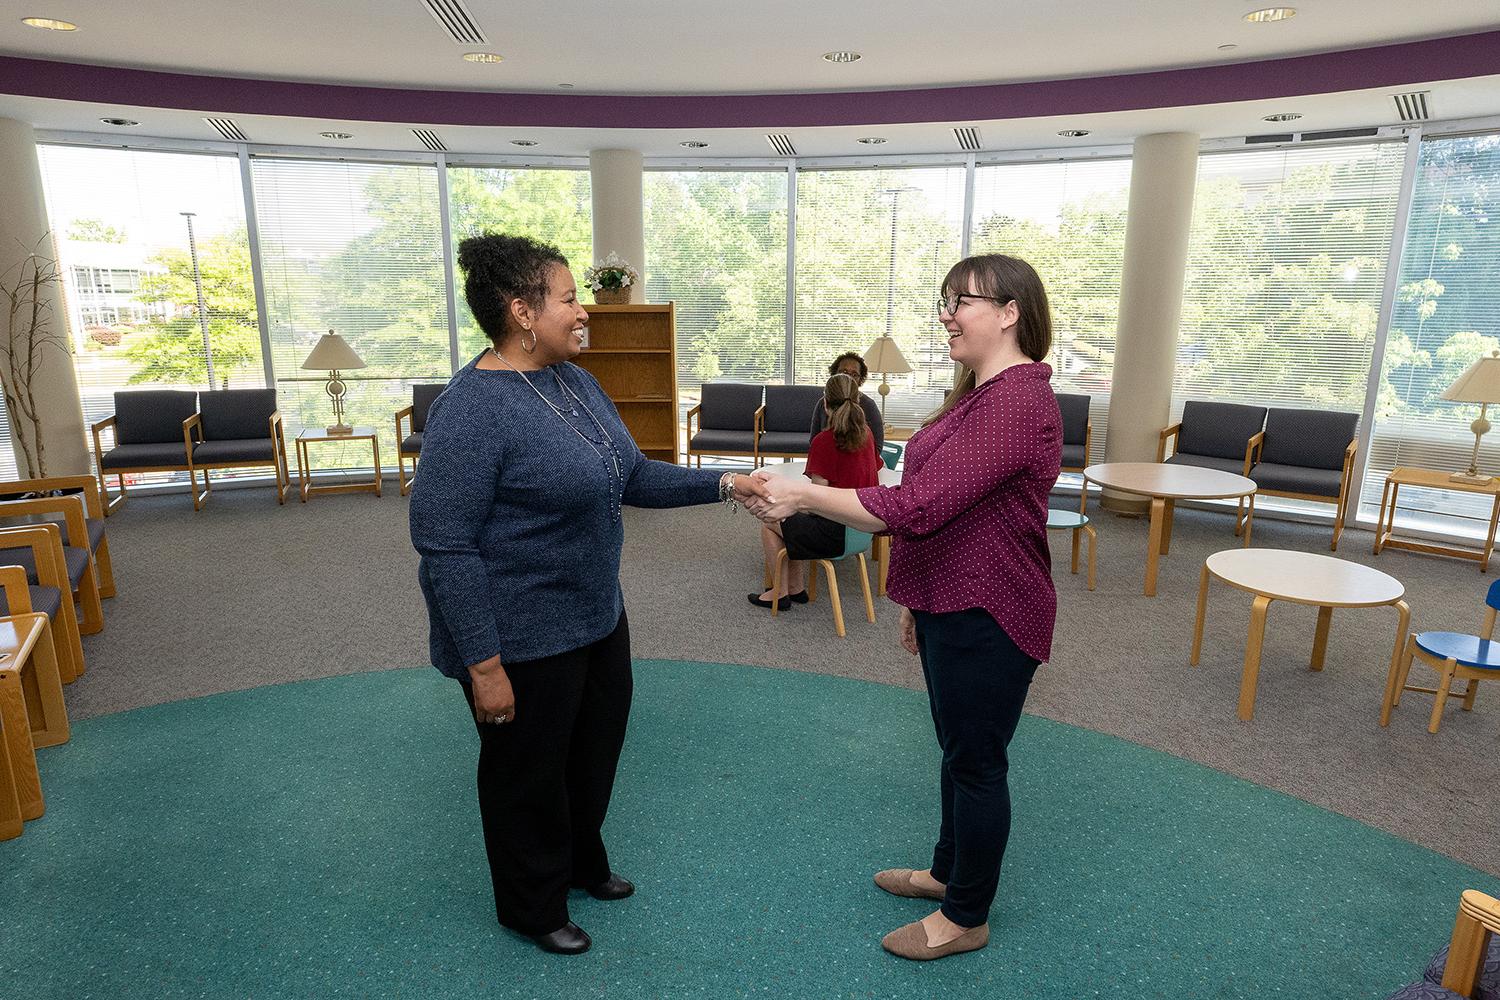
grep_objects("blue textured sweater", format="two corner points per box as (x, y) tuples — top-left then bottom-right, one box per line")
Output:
(409, 357), (722, 679)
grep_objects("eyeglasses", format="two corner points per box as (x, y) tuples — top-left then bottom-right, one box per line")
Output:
(937, 293), (1013, 316)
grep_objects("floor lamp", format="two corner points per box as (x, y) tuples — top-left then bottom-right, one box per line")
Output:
(863, 335), (912, 420)
(1440, 349), (1500, 485)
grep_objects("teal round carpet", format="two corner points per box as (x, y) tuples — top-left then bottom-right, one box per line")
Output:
(1, 660), (1491, 999)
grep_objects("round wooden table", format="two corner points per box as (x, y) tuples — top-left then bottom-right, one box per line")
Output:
(1190, 548), (1410, 722)
(759, 461), (901, 595)
(1083, 462), (1258, 596)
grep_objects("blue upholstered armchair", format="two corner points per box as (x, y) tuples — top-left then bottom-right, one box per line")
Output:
(90, 389), (199, 514)
(184, 388), (289, 511)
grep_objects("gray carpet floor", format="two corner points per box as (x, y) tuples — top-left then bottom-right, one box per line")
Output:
(64, 481), (1500, 877)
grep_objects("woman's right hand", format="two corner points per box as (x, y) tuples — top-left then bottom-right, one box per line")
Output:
(468, 655), (516, 725)
(898, 607), (918, 656)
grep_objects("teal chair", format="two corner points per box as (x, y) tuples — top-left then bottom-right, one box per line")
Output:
(1382, 578), (1500, 733)
(879, 441), (903, 471)
(771, 525), (876, 637)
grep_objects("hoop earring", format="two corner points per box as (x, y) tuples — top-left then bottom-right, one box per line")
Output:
(521, 328), (537, 354)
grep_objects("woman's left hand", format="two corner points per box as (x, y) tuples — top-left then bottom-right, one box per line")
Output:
(746, 470), (805, 522)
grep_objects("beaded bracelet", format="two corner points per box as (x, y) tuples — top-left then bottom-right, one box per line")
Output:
(719, 471), (740, 513)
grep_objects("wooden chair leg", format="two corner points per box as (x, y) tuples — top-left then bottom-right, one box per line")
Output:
(855, 553), (875, 623)
(76, 562), (105, 636)
(1428, 657), (1458, 734)
(808, 567), (818, 602)
(1085, 525), (1097, 592)
(821, 560), (845, 637)
(1461, 676), (1479, 712)
(0, 669), (42, 821)
(771, 549), (788, 619)
(1441, 891), (1500, 995)
(95, 536), (117, 599)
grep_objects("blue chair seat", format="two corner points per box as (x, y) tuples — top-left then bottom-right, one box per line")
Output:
(1046, 510), (1089, 530)
(1414, 632), (1500, 671)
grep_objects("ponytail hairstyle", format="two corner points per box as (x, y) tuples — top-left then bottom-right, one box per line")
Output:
(825, 372), (870, 453)
(456, 232), (569, 348)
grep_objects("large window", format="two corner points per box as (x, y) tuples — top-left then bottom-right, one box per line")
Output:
(795, 166), (966, 428)
(970, 157), (1132, 464)
(1177, 143), (1406, 415)
(251, 157), (449, 466)
(38, 145), (261, 480)
(644, 169), (788, 408)
(1363, 134), (1500, 530)
(447, 166), (592, 359)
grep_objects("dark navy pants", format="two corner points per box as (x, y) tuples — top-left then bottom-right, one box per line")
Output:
(913, 607), (1039, 928)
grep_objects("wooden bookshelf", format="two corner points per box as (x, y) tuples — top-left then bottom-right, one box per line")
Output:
(575, 303), (679, 464)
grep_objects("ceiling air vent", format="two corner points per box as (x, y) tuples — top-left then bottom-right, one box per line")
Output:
(1392, 91), (1430, 123)
(412, 128), (447, 152)
(1245, 133), (1296, 145)
(766, 133), (796, 156)
(953, 127), (982, 152)
(1301, 126), (1380, 142)
(422, 0), (487, 44)
(204, 118), (248, 141)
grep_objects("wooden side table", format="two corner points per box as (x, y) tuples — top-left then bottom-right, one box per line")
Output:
(1190, 548), (1409, 722)
(1374, 466), (1500, 571)
(295, 427), (383, 502)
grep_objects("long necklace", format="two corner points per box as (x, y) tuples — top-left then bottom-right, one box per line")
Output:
(490, 348), (624, 520)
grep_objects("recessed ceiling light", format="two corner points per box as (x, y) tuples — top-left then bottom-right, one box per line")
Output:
(1057, 129), (1090, 138)
(679, 140), (709, 149)
(1217, 43), (1239, 51)
(99, 118), (139, 127)
(510, 139), (539, 147)
(1262, 112), (1302, 122)
(1243, 7), (1296, 22)
(22, 16), (77, 30)
(856, 137), (887, 145)
(462, 52), (503, 63)
(822, 51), (861, 63)
(558, 83), (574, 88)
(319, 131), (354, 139)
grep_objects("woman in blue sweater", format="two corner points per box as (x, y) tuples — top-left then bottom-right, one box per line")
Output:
(410, 233), (763, 956)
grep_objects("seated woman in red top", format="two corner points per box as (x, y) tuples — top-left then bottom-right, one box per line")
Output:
(749, 373), (881, 610)
(747, 254), (1062, 962)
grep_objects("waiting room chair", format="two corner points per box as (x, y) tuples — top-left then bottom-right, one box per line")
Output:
(91, 389), (199, 514)
(759, 385), (828, 463)
(0, 474), (116, 599)
(771, 525), (876, 638)
(880, 441), (903, 471)
(0, 493), (104, 635)
(396, 383), (446, 496)
(184, 388), (290, 511)
(1158, 400), (1267, 534)
(1247, 407), (1360, 551)
(686, 383), (764, 467)
(1057, 392), (1092, 474)
(1381, 890), (1500, 999)
(0, 606), (68, 840)
(1382, 579), (1500, 734)
(0, 525), (84, 683)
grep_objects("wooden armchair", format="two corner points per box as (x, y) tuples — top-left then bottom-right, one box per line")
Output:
(685, 383), (765, 468)
(396, 383), (446, 496)
(0, 493), (104, 635)
(1246, 407), (1360, 551)
(0, 525), (84, 683)
(187, 388), (290, 510)
(0, 475), (115, 599)
(1158, 400), (1267, 536)
(90, 389), (199, 513)
(1057, 392), (1093, 474)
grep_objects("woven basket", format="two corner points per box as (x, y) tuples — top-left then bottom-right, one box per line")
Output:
(594, 287), (631, 305)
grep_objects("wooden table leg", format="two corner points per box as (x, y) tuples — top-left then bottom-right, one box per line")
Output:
(0, 669), (42, 820)
(1380, 600), (1412, 727)
(1190, 563), (1211, 666)
(1310, 605), (1334, 672)
(1085, 525), (1097, 592)
(1161, 499), (1175, 555)
(1484, 495), (1500, 573)
(1144, 497), (1166, 597)
(1071, 526), (1081, 574)
(1238, 595), (1272, 721)
(1375, 481), (1398, 555)
(876, 535), (890, 597)
(1241, 493), (1256, 548)
(373, 438), (383, 498)
(297, 439), (310, 503)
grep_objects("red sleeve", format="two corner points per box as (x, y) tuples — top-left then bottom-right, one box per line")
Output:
(805, 430), (836, 481)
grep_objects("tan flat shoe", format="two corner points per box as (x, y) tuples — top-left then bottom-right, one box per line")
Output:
(873, 868), (945, 901)
(880, 919), (989, 961)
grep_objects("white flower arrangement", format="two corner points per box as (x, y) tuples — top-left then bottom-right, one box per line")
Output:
(583, 252), (640, 292)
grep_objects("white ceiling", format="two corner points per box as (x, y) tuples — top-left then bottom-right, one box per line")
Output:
(0, 0), (1497, 94)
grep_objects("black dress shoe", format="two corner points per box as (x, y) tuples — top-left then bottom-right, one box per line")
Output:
(748, 593), (792, 610)
(787, 590), (809, 604)
(529, 921), (591, 955)
(582, 873), (635, 901)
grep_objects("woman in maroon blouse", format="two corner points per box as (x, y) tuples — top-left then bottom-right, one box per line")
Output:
(749, 254), (1062, 961)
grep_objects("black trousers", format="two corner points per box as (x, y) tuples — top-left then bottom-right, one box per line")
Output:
(913, 607), (1039, 928)
(459, 611), (633, 935)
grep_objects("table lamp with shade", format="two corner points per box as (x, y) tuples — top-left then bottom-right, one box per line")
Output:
(1440, 349), (1500, 485)
(863, 335), (912, 419)
(301, 330), (366, 435)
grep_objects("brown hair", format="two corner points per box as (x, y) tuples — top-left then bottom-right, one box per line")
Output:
(825, 373), (869, 452)
(924, 254), (1052, 427)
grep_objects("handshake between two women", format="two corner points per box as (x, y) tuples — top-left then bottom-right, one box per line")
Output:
(730, 468), (807, 524)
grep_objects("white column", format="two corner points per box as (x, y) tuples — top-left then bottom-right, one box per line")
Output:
(588, 149), (645, 302)
(0, 117), (89, 477)
(1101, 131), (1199, 510)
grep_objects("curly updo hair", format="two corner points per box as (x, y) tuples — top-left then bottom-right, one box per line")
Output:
(456, 232), (569, 346)
(828, 351), (868, 384)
